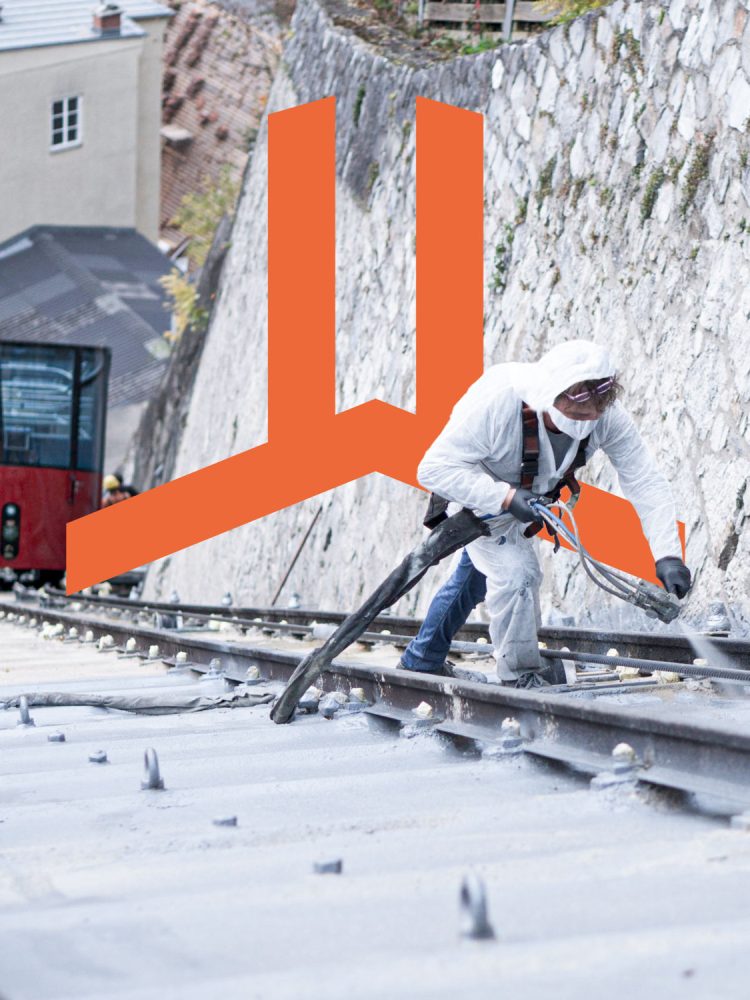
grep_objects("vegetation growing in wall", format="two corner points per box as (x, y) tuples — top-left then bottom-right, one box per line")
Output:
(366, 161), (380, 196)
(680, 135), (715, 218)
(543, 0), (611, 26)
(170, 165), (240, 270)
(536, 157), (557, 206)
(159, 269), (208, 344)
(640, 166), (665, 222)
(612, 28), (643, 78)
(492, 223), (516, 293)
(460, 36), (501, 55)
(515, 196), (529, 225)
(570, 177), (586, 209)
(160, 166), (239, 342)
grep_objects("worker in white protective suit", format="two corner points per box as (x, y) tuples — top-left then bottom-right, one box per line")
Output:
(399, 340), (691, 688)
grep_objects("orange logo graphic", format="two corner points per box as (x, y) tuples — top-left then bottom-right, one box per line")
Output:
(66, 97), (682, 593)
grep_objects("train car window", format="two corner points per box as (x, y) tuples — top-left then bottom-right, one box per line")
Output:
(76, 349), (108, 472)
(0, 343), (75, 469)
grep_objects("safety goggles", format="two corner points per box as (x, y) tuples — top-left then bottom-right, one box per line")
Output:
(561, 376), (616, 404)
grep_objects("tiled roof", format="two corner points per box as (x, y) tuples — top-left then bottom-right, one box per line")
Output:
(0, 0), (172, 54)
(0, 226), (173, 407)
(159, 0), (281, 248)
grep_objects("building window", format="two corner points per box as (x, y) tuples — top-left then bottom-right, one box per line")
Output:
(50, 96), (82, 151)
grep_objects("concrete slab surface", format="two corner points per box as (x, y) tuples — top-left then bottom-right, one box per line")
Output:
(2, 621), (750, 999)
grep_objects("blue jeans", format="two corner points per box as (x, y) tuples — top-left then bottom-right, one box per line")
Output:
(400, 550), (487, 672)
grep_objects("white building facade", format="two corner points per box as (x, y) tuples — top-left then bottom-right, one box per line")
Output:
(0, 1), (171, 243)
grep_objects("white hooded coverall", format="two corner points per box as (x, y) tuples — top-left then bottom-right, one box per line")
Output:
(417, 341), (682, 681)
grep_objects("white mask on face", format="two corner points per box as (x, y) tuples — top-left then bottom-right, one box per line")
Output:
(547, 406), (596, 440)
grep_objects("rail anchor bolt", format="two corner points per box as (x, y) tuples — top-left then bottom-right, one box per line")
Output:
(460, 873), (496, 941)
(141, 748), (165, 790)
(313, 859), (343, 874)
(591, 742), (639, 790)
(17, 696), (35, 727)
(482, 717), (524, 758)
(319, 691), (348, 719)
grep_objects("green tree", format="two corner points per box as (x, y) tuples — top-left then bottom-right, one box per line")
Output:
(170, 164), (240, 269)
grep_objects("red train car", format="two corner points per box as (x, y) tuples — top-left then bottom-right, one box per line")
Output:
(0, 340), (110, 588)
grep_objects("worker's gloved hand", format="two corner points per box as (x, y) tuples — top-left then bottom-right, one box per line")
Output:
(506, 488), (546, 524)
(655, 557), (692, 599)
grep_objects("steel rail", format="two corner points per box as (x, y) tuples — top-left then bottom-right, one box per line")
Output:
(7, 603), (750, 812)
(25, 597), (750, 681)
(33, 587), (750, 669)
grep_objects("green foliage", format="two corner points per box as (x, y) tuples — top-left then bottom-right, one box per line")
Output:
(668, 155), (684, 182)
(680, 135), (714, 218)
(170, 165), (240, 269)
(492, 222), (515, 294)
(460, 37), (501, 55)
(159, 268), (208, 343)
(612, 28), (643, 77)
(536, 157), (557, 206)
(640, 166), (665, 222)
(542, 0), (611, 26)
(570, 177), (586, 209)
(366, 161), (380, 195)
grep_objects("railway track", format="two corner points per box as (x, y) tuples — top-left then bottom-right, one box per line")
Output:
(36, 585), (750, 668)
(4, 591), (750, 997)
(8, 587), (750, 818)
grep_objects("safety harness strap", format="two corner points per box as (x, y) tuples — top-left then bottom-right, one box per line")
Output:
(422, 403), (590, 534)
(521, 401), (590, 542)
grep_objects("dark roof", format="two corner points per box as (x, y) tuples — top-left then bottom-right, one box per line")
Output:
(0, 225), (173, 407)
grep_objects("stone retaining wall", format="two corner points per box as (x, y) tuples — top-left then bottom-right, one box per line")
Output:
(145, 0), (750, 636)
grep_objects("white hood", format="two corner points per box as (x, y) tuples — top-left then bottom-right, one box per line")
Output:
(418, 338), (681, 562)
(515, 340), (617, 412)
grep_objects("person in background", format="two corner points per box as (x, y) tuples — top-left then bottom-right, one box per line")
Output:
(101, 473), (139, 507)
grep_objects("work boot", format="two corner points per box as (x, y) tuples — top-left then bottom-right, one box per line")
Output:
(539, 656), (568, 685)
(502, 671), (550, 689)
(502, 657), (568, 689)
(398, 658), (487, 684)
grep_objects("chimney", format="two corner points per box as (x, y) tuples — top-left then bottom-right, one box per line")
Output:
(93, 2), (123, 35)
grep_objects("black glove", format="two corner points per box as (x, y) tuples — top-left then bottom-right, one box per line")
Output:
(655, 557), (691, 599)
(507, 488), (546, 524)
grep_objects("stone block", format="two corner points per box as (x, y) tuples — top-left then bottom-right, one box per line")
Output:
(669, 0), (688, 31)
(708, 44), (740, 99)
(568, 17), (586, 57)
(548, 30), (568, 71)
(698, 1), (719, 65)
(649, 108), (674, 162)
(726, 71), (750, 130)
(668, 68), (686, 112)
(491, 59), (505, 91)
(679, 11), (703, 70)
(539, 66), (560, 114)
(716, 0), (740, 48)
(677, 79), (697, 140)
